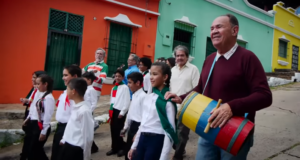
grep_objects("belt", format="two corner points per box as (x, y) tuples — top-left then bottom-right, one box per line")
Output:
(141, 132), (164, 136)
(57, 122), (67, 125)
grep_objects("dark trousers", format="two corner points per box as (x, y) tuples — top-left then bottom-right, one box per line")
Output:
(125, 121), (140, 160)
(58, 142), (83, 160)
(110, 108), (126, 151)
(27, 120), (51, 160)
(20, 122), (31, 160)
(132, 133), (165, 160)
(174, 121), (190, 159)
(51, 122), (67, 160)
(91, 112), (98, 152)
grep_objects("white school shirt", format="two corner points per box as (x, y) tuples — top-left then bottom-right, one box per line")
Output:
(131, 93), (176, 160)
(61, 101), (94, 160)
(55, 90), (75, 123)
(143, 71), (152, 94)
(110, 84), (131, 116)
(170, 62), (200, 109)
(27, 91), (55, 135)
(84, 85), (99, 112)
(124, 88), (146, 130)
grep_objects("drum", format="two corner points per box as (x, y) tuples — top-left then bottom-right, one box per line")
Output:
(178, 91), (254, 156)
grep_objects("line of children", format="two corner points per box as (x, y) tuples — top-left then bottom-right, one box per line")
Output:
(20, 70), (46, 160)
(139, 57), (152, 94)
(51, 65), (81, 160)
(23, 74), (55, 160)
(107, 69), (131, 157)
(128, 62), (178, 160)
(58, 78), (94, 160)
(82, 71), (100, 153)
(120, 72), (146, 160)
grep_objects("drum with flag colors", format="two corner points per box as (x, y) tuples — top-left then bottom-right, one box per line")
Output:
(178, 91), (254, 156)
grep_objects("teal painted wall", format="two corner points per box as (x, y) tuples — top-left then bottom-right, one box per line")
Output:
(155, 0), (274, 72)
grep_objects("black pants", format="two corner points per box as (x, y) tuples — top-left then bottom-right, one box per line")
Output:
(20, 120), (31, 160)
(58, 142), (83, 160)
(51, 122), (67, 160)
(132, 133), (165, 160)
(27, 120), (51, 160)
(91, 112), (98, 152)
(125, 121), (140, 160)
(174, 121), (190, 159)
(110, 108), (126, 151)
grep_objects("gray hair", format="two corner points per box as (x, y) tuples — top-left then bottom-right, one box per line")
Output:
(222, 14), (239, 27)
(96, 48), (106, 58)
(130, 54), (140, 64)
(173, 45), (189, 57)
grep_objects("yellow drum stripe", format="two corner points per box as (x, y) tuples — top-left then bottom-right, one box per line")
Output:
(181, 94), (212, 132)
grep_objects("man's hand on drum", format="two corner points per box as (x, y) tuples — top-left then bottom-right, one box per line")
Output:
(208, 103), (233, 128)
(164, 92), (182, 104)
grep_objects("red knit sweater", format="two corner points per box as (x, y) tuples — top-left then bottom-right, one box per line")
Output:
(180, 46), (272, 123)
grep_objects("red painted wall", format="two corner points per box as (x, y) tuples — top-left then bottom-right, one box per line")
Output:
(0, 0), (159, 103)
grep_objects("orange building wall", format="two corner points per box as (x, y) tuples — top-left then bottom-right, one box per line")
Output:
(0, 0), (159, 103)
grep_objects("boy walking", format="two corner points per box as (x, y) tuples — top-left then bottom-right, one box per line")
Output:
(107, 69), (131, 157)
(58, 78), (94, 160)
(120, 72), (146, 160)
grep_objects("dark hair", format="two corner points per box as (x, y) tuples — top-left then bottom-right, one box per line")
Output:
(167, 57), (176, 68)
(114, 69), (125, 77)
(140, 57), (152, 70)
(36, 74), (54, 113)
(127, 72), (143, 85)
(82, 71), (96, 82)
(160, 57), (166, 62)
(151, 62), (171, 87)
(222, 14), (239, 27)
(174, 45), (189, 57)
(64, 65), (82, 77)
(68, 78), (87, 97)
(33, 71), (46, 77)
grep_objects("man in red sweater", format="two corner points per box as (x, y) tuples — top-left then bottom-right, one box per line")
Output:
(165, 14), (272, 160)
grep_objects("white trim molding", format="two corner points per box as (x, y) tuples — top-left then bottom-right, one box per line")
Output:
(237, 35), (248, 43)
(277, 60), (289, 66)
(105, 0), (160, 16)
(104, 14), (142, 28)
(243, 0), (273, 17)
(175, 16), (197, 27)
(279, 35), (290, 42)
(205, 0), (300, 40)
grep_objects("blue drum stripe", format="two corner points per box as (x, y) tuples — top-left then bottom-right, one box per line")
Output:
(226, 119), (249, 153)
(179, 92), (198, 122)
(195, 100), (220, 143)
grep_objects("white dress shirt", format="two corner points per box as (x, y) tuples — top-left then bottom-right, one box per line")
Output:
(110, 84), (131, 116)
(143, 71), (152, 94)
(170, 62), (200, 109)
(84, 85), (99, 112)
(124, 88), (146, 130)
(131, 93), (176, 160)
(61, 101), (94, 160)
(216, 43), (238, 61)
(27, 91), (55, 135)
(55, 90), (75, 123)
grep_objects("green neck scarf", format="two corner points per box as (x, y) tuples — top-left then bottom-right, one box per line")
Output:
(153, 86), (178, 144)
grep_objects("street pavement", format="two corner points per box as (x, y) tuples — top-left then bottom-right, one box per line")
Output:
(0, 83), (299, 160)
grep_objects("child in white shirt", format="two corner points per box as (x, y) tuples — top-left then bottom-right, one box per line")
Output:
(59, 78), (94, 160)
(82, 71), (100, 153)
(106, 69), (131, 157)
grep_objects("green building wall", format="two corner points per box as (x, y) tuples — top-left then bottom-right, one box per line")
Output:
(155, 0), (274, 72)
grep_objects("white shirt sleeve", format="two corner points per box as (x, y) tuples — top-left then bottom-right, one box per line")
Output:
(90, 88), (99, 112)
(124, 112), (131, 130)
(119, 86), (131, 116)
(81, 110), (94, 160)
(41, 96), (55, 135)
(159, 102), (176, 160)
(192, 67), (200, 88)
